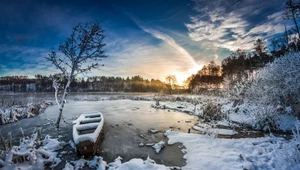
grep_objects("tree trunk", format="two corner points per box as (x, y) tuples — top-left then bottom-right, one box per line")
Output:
(55, 77), (72, 128)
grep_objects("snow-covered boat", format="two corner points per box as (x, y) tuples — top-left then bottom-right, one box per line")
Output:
(72, 112), (104, 157)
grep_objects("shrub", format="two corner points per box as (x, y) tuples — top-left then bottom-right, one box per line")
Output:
(202, 102), (224, 122)
(245, 53), (300, 116)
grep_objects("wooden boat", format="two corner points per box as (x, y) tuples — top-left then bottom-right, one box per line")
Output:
(73, 112), (104, 157)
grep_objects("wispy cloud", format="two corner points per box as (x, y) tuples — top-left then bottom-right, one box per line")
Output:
(132, 21), (203, 83)
(141, 27), (199, 69)
(186, 0), (286, 51)
(91, 37), (201, 84)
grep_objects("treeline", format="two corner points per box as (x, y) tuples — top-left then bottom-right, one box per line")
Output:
(186, 61), (222, 93)
(70, 75), (167, 92)
(0, 75), (168, 93)
(187, 15), (300, 94)
(186, 35), (298, 93)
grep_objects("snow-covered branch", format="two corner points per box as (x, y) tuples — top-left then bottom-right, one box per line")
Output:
(46, 22), (107, 128)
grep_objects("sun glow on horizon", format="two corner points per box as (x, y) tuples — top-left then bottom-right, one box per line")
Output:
(173, 64), (203, 86)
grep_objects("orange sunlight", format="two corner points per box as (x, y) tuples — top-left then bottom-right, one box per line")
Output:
(174, 64), (203, 86)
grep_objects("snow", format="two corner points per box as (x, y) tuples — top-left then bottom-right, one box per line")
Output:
(63, 162), (75, 170)
(0, 134), (64, 169)
(72, 112), (104, 144)
(154, 98), (299, 132)
(69, 140), (76, 150)
(108, 156), (169, 170)
(0, 100), (54, 125)
(165, 131), (300, 170)
(152, 101), (196, 115)
(152, 141), (165, 153)
(76, 122), (99, 131)
(276, 114), (299, 131)
(66, 97), (300, 169)
(43, 135), (66, 151)
(214, 129), (237, 135)
(69, 156), (107, 170)
(192, 125), (237, 135)
(148, 128), (159, 133)
(2, 92), (300, 169)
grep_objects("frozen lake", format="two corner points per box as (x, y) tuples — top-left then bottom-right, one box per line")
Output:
(0, 92), (153, 104)
(0, 95), (199, 168)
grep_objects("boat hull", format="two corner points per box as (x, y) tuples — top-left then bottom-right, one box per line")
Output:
(72, 112), (104, 157)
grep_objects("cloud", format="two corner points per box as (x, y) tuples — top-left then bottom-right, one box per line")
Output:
(0, 45), (58, 77)
(186, 0), (286, 52)
(85, 23), (206, 85)
(91, 38), (200, 84)
(141, 27), (199, 68)
(137, 24), (205, 83)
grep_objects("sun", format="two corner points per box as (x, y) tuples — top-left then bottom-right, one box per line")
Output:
(174, 73), (187, 86)
(189, 64), (202, 75)
(173, 64), (203, 86)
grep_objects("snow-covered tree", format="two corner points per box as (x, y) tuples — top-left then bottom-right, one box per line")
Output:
(226, 52), (300, 118)
(245, 52), (300, 112)
(46, 22), (107, 128)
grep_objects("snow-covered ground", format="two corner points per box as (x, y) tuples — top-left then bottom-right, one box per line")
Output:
(61, 130), (300, 170)
(59, 97), (300, 170)
(154, 97), (299, 132)
(166, 131), (300, 170)
(1, 94), (300, 169)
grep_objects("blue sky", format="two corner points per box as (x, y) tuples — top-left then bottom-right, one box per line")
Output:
(0, 0), (289, 84)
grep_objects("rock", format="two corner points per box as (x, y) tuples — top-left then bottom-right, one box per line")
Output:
(148, 128), (159, 134)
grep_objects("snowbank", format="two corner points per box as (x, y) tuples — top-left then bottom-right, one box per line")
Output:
(192, 125), (237, 136)
(108, 156), (170, 170)
(165, 131), (300, 170)
(65, 156), (170, 170)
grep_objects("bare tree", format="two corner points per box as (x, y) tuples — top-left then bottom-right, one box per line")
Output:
(46, 22), (107, 128)
(283, 0), (300, 38)
(165, 75), (177, 94)
(165, 75), (177, 87)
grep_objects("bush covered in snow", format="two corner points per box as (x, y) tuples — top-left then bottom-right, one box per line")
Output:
(201, 102), (224, 122)
(224, 52), (300, 130)
(245, 53), (300, 114)
(0, 131), (65, 169)
(0, 100), (54, 125)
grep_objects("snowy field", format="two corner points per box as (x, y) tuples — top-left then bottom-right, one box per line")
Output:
(1, 94), (300, 169)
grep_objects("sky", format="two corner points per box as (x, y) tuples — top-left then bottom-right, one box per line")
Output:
(0, 0), (290, 85)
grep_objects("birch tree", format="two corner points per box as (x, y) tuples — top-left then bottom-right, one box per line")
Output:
(46, 22), (107, 128)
